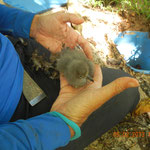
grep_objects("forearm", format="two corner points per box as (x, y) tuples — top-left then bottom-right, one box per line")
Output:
(0, 113), (70, 150)
(0, 4), (35, 38)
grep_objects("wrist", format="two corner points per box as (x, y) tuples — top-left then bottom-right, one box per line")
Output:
(49, 111), (81, 141)
(30, 14), (40, 38)
(68, 126), (75, 138)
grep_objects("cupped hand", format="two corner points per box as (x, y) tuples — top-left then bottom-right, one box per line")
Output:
(30, 11), (92, 59)
(50, 65), (139, 128)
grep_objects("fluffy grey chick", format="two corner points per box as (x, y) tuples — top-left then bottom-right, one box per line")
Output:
(56, 47), (94, 88)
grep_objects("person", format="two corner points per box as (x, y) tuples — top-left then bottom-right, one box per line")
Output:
(0, 4), (140, 150)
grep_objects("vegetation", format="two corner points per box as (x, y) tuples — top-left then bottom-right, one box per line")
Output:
(83, 0), (150, 19)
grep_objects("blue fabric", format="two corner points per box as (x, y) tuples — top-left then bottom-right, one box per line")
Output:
(4, 0), (68, 13)
(0, 4), (35, 38)
(0, 3), (35, 122)
(0, 113), (70, 150)
(0, 33), (23, 123)
(114, 31), (150, 74)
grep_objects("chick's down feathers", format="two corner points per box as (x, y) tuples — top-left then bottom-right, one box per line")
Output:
(56, 47), (94, 88)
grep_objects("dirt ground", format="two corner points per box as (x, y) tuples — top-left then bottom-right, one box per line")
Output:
(0, 0), (150, 149)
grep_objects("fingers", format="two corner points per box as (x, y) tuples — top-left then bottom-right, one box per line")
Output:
(63, 27), (78, 48)
(94, 77), (139, 107)
(93, 64), (102, 84)
(60, 74), (69, 88)
(61, 13), (93, 60)
(61, 12), (84, 25)
(52, 11), (93, 59)
(77, 35), (93, 60)
(63, 25), (93, 60)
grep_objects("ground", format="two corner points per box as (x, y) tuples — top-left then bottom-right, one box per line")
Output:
(0, 0), (150, 149)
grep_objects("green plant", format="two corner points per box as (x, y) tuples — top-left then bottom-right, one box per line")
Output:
(83, 0), (150, 19)
(126, 0), (150, 18)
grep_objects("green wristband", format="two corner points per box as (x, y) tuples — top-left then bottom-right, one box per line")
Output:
(49, 111), (81, 141)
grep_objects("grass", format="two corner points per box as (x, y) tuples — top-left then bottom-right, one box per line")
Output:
(83, 0), (150, 19)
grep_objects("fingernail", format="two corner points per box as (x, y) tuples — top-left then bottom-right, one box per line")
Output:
(128, 80), (139, 87)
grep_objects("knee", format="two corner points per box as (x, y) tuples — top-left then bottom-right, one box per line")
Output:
(123, 87), (140, 113)
(102, 67), (140, 112)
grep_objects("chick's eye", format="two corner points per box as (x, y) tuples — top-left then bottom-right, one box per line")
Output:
(79, 75), (82, 78)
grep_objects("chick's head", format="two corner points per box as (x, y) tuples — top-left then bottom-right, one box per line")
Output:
(70, 60), (89, 79)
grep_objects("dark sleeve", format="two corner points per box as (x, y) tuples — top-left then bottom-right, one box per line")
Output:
(0, 113), (70, 150)
(0, 4), (35, 38)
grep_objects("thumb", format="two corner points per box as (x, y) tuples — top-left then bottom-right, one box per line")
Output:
(61, 13), (84, 24)
(92, 77), (139, 110)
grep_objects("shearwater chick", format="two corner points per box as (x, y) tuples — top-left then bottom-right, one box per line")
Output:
(56, 47), (94, 88)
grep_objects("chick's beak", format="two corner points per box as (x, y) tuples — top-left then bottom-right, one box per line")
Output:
(87, 76), (94, 82)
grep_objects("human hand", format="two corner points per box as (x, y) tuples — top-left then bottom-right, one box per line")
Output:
(30, 11), (92, 59)
(50, 65), (139, 135)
